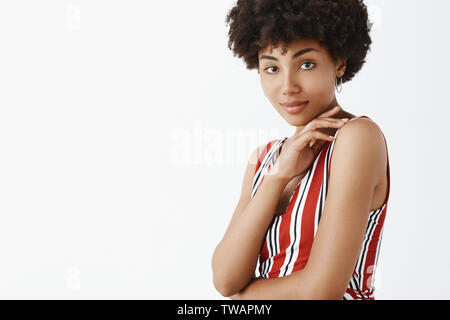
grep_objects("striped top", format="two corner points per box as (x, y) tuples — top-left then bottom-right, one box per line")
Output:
(252, 115), (390, 300)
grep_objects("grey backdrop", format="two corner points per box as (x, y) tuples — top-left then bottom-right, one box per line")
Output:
(0, 0), (448, 299)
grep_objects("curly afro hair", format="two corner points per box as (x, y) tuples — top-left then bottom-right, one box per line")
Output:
(225, 0), (373, 83)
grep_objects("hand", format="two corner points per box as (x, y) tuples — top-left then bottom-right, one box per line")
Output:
(269, 106), (349, 182)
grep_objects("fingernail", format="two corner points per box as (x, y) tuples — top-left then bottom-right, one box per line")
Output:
(342, 118), (349, 122)
(334, 106), (340, 110)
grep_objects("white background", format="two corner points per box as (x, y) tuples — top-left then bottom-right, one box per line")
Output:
(0, 0), (448, 299)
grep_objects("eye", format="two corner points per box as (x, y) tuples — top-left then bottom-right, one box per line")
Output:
(300, 62), (315, 70)
(263, 62), (315, 74)
(264, 66), (278, 74)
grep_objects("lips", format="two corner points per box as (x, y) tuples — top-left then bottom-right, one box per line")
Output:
(281, 100), (309, 115)
(281, 100), (309, 107)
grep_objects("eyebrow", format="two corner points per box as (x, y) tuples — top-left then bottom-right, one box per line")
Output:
(259, 48), (320, 61)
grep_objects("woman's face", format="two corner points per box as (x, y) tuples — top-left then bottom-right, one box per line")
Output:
(258, 38), (346, 128)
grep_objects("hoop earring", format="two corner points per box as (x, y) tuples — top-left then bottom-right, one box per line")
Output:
(335, 76), (343, 93)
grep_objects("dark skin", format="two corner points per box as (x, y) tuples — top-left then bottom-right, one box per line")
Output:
(257, 38), (356, 141)
(225, 39), (386, 299)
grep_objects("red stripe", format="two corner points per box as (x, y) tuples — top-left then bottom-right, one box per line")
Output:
(256, 117), (389, 299)
(361, 119), (391, 291)
(381, 133), (391, 205)
(345, 288), (374, 300)
(363, 212), (385, 291)
(268, 186), (301, 277)
(345, 288), (360, 299)
(362, 202), (387, 291)
(256, 140), (281, 268)
(260, 236), (269, 262)
(292, 148), (328, 272)
(254, 139), (278, 175)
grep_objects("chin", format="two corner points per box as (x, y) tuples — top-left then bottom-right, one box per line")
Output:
(277, 106), (313, 125)
(280, 113), (309, 126)
(284, 118), (308, 127)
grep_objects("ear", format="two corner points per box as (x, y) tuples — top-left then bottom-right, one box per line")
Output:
(336, 59), (346, 77)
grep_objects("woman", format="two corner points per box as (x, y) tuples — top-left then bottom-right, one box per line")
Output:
(211, 0), (390, 300)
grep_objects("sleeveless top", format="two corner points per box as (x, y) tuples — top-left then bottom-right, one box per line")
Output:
(251, 115), (390, 300)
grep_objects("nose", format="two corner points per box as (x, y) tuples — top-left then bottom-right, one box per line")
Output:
(281, 72), (300, 95)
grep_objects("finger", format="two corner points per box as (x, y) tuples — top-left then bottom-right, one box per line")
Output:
(323, 117), (350, 123)
(304, 118), (347, 132)
(308, 130), (335, 144)
(297, 130), (335, 149)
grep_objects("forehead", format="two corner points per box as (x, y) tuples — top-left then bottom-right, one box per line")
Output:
(259, 38), (325, 57)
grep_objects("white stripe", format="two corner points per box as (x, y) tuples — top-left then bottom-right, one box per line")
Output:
(278, 172), (309, 276)
(354, 209), (378, 288)
(343, 292), (353, 300)
(253, 139), (283, 186)
(358, 208), (383, 289)
(261, 212), (282, 278)
(370, 207), (386, 288)
(354, 208), (379, 288)
(349, 274), (359, 292)
(281, 156), (320, 276)
(263, 219), (274, 277)
(267, 216), (282, 277)
(251, 141), (278, 197)
(258, 147), (280, 278)
(314, 175), (325, 237)
(251, 139), (283, 281)
(252, 138), (287, 198)
(314, 146), (329, 236)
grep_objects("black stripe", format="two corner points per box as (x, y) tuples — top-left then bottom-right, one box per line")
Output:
(265, 215), (280, 277)
(356, 209), (378, 288)
(269, 217), (281, 276)
(324, 141), (332, 198)
(281, 168), (313, 277)
(317, 144), (332, 223)
(357, 208), (382, 289)
(265, 219), (275, 276)
(273, 216), (280, 256)
(252, 140), (278, 191)
(318, 176), (324, 223)
(252, 138), (286, 192)
(252, 144), (273, 191)
(258, 140), (286, 277)
(357, 210), (378, 289)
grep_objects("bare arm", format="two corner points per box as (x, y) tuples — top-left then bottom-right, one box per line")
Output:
(211, 144), (289, 297)
(230, 271), (305, 300)
(231, 119), (386, 300)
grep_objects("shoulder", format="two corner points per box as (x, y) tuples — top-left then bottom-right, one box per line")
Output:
(333, 117), (386, 157)
(336, 117), (385, 144)
(330, 117), (387, 187)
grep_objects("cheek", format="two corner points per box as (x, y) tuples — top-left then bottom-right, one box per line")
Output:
(260, 79), (278, 100)
(304, 72), (333, 90)
(303, 74), (335, 99)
